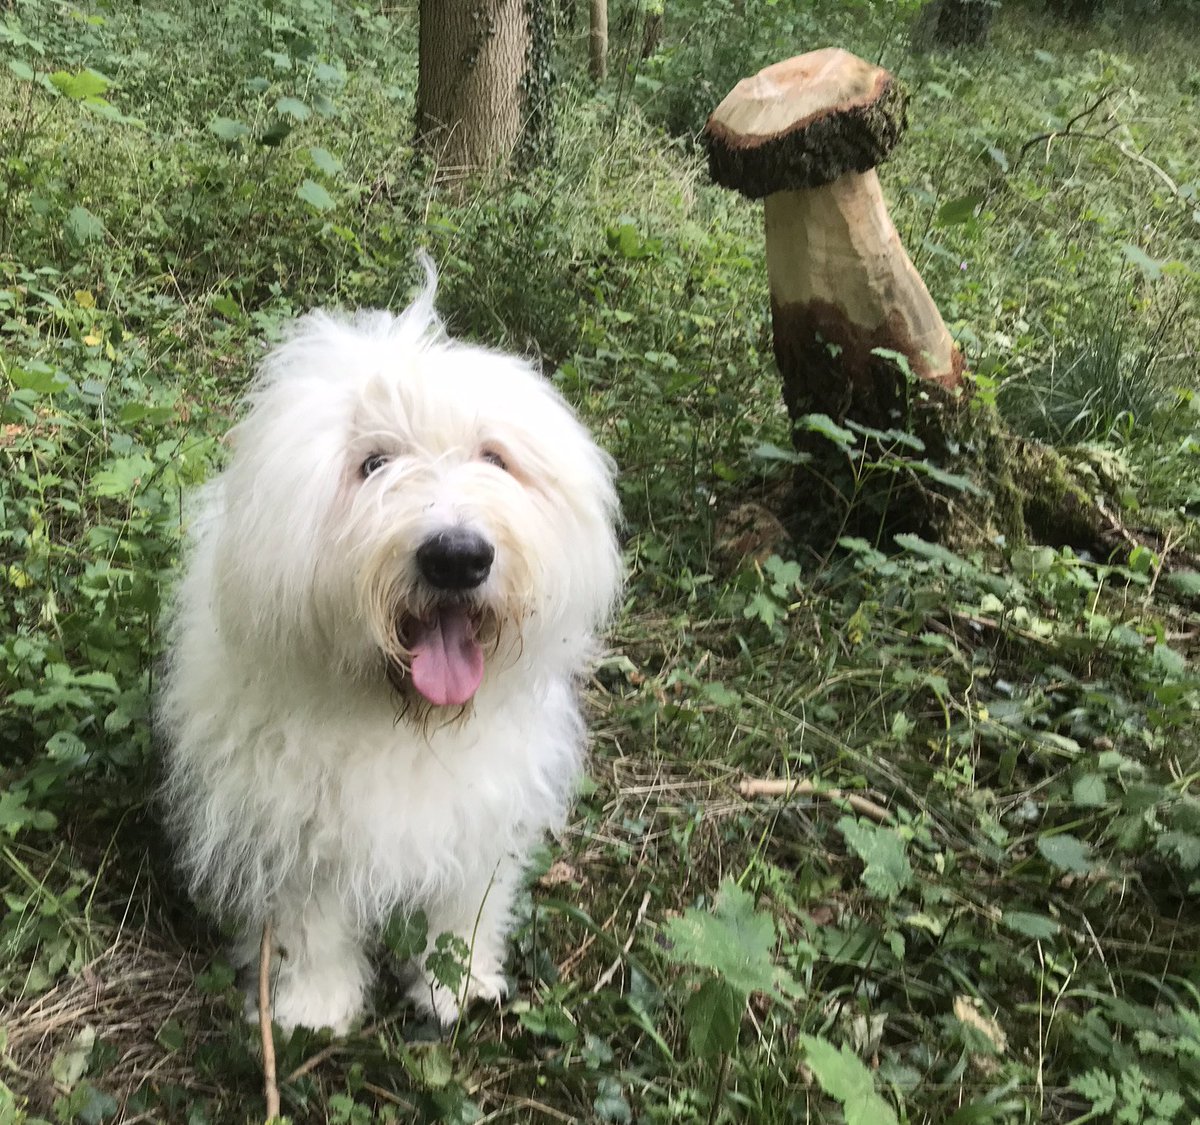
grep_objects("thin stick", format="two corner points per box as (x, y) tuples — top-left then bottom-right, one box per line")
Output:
(592, 890), (651, 993)
(259, 919), (280, 1121)
(738, 777), (892, 823)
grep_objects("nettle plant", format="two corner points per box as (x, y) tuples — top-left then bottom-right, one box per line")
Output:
(661, 879), (901, 1124)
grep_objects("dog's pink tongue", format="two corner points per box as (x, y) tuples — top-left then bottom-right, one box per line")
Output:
(409, 607), (484, 707)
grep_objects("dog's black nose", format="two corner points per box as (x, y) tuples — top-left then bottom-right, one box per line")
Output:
(416, 528), (495, 590)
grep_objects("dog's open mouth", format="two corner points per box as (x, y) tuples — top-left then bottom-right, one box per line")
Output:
(391, 605), (485, 708)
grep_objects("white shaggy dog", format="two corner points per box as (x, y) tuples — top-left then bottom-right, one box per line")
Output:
(158, 264), (621, 1033)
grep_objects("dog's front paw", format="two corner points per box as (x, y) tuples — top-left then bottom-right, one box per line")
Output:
(249, 966), (367, 1035)
(407, 968), (509, 1028)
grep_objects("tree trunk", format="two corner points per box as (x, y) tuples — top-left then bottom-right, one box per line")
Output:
(416, 0), (531, 178)
(589, 0), (607, 79)
(1045, 0), (1103, 19)
(641, 8), (664, 58)
(911, 0), (996, 50)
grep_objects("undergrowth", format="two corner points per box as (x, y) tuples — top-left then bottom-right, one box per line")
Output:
(2, 0), (1200, 1122)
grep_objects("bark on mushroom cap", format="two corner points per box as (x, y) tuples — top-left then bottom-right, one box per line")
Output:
(704, 48), (908, 199)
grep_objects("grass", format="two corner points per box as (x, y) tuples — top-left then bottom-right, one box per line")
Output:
(3, 0), (1200, 1122)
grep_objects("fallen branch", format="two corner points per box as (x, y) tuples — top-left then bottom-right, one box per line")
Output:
(259, 919), (280, 1122)
(738, 777), (892, 823)
(1012, 91), (1113, 170)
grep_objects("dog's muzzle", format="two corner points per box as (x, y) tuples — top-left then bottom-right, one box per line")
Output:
(387, 527), (495, 709)
(416, 528), (494, 591)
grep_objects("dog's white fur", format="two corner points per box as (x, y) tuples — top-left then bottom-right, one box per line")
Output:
(158, 265), (621, 1032)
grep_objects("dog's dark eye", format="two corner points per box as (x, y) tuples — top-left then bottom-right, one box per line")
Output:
(481, 449), (508, 472)
(361, 453), (390, 478)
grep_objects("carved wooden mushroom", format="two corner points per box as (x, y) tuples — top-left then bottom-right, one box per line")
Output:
(705, 48), (963, 437)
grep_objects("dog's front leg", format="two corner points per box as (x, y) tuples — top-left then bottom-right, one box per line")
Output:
(240, 883), (371, 1035)
(406, 853), (522, 1026)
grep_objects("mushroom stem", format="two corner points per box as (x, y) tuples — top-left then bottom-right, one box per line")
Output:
(766, 172), (956, 381)
(765, 170), (963, 429)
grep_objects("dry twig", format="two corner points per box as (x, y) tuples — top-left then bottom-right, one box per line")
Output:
(592, 890), (652, 993)
(259, 919), (280, 1121)
(738, 777), (892, 823)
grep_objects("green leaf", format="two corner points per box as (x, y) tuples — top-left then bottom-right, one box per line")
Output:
(1072, 774), (1107, 807)
(1167, 570), (1200, 597)
(382, 909), (428, 960)
(9, 363), (70, 394)
(743, 591), (783, 630)
(749, 441), (806, 465)
(50, 1026), (94, 1089)
(700, 682), (740, 708)
(1127, 544), (1158, 574)
(1037, 832), (1094, 875)
(1152, 643), (1187, 678)
(275, 95), (310, 120)
(209, 116), (250, 142)
(49, 68), (110, 99)
(582, 1033), (613, 1068)
(894, 534), (1008, 595)
(74, 1083), (118, 1125)
(906, 459), (984, 495)
(45, 730), (86, 763)
(314, 61), (346, 87)
(308, 145), (343, 175)
(1156, 831), (1200, 869)
(661, 879), (799, 998)
(936, 194), (984, 225)
(64, 205), (105, 244)
(1001, 911), (1060, 939)
(91, 455), (154, 497)
(297, 179), (335, 211)
(870, 348), (915, 380)
(74, 672), (120, 693)
(797, 413), (854, 449)
(1122, 243), (1167, 282)
(103, 706), (132, 733)
(210, 295), (242, 320)
(258, 120), (292, 147)
(684, 977), (741, 1058)
(426, 931), (469, 994)
(593, 1075), (632, 1123)
(606, 221), (644, 259)
(837, 817), (913, 901)
(195, 961), (236, 994)
(800, 1034), (899, 1125)
(156, 1019), (185, 1052)
(9, 60), (35, 81)
(1070, 1069), (1117, 1112)
(518, 1003), (578, 1042)
(409, 1042), (453, 1089)
(0, 789), (35, 835)
(843, 419), (925, 451)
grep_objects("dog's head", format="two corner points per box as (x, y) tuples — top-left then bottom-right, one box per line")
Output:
(208, 261), (622, 709)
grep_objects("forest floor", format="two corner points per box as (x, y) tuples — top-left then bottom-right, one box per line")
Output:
(3, 0), (1200, 1122)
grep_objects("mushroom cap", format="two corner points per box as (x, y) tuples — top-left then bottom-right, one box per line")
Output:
(704, 47), (908, 199)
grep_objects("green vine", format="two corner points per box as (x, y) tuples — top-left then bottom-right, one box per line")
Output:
(461, 1), (496, 71)
(517, 0), (555, 166)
